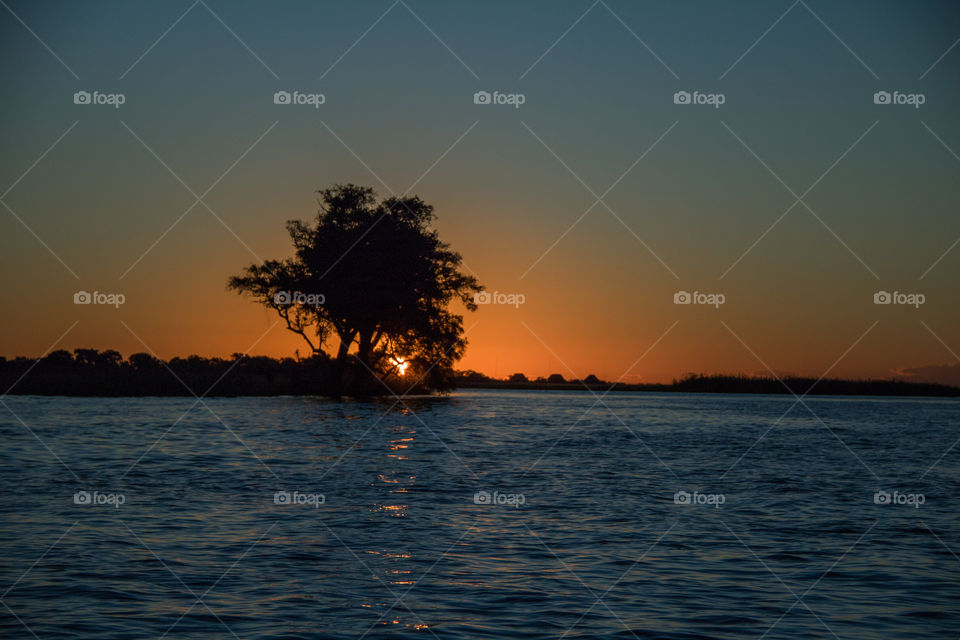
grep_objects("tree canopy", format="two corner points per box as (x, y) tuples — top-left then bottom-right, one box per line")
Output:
(228, 184), (482, 393)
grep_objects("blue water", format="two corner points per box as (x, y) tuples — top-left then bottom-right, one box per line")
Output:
(0, 390), (957, 638)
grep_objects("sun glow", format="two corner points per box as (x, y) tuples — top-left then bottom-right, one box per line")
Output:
(394, 358), (409, 376)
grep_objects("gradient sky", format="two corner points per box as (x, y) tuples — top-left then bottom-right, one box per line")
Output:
(1, 0), (959, 384)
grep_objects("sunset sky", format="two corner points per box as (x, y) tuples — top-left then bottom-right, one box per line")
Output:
(1, 0), (959, 384)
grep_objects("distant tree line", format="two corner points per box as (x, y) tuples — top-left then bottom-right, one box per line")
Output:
(453, 371), (960, 397)
(2, 354), (955, 397)
(0, 349), (435, 397)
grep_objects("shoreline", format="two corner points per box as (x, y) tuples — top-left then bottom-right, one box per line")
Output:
(5, 380), (958, 399)
(451, 377), (960, 397)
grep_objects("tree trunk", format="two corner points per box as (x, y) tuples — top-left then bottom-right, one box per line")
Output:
(336, 336), (351, 363)
(357, 331), (372, 369)
(332, 330), (355, 397)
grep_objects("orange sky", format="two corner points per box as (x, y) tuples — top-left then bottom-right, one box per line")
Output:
(1, 1), (958, 385)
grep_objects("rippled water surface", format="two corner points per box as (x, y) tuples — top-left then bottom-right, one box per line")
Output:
(1, 391), (958, 638)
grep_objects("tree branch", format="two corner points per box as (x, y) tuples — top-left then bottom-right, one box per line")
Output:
(274, 304), (321, 355)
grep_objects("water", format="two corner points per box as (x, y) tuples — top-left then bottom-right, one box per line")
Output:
(0, 390), (957, 639)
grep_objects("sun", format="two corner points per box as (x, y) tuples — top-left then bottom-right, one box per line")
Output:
(394, 358), (409, 376)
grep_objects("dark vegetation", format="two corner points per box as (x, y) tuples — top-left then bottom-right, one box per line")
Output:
(455, 371), (960, 397)
(0, 350), (434, 396)
(1, 353), (957, 397)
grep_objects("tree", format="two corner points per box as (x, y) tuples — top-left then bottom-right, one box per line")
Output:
(229, 184), (482, 392)
(73, 348), (100, 368)
(42, 350), (73, 366)
(128, 353), (161, 370)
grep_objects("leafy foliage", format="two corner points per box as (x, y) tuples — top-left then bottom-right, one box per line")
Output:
(228, 184), (482, 392)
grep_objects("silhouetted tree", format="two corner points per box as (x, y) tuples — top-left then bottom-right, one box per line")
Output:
(73, 348), (99, 367)
(44, 350), (73, 365)
(128, 353), (161, 371)
(100, 350), (123, 369)
(229, 184), (482, 392)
